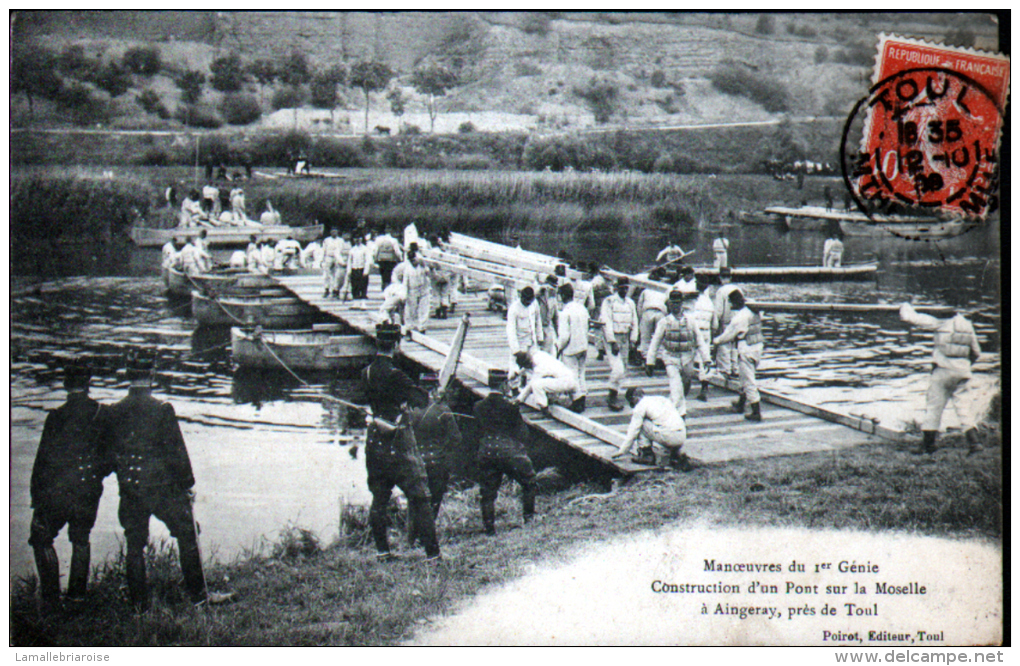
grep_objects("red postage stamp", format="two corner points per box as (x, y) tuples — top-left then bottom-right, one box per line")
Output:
(846, 34), (1009, 225)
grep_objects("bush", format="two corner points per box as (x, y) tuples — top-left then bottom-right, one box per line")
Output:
(574, 77), (619, 124)
(136, 89), (170, 118)
(458, 121), (477, 134)
(140, 148), (170, 166)
(175, 104), (223, 129)
(92, 61), (132, 97)
(176, 70), (205, 104)
(650, 69), (667, 88)
(250, 130), (313, 166)
(709, 62), (789, 113)
(814, 45), (829, 64)
(447, 154), (494, 170)
(834, 43), (873, 66)
(522, 12), (552, 36)
(210, 52), (247, 92)
(755, 14), (775, 34)
(652, 153), (674, 173)
(219, 92), (262, 125)
(401, 122), (422, 136)
(313, 138), (365, 168)
(271, 86), (306, 110)
(122, 45), (161, 76)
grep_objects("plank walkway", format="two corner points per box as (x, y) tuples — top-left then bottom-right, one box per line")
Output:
(271, 237), (897, 475)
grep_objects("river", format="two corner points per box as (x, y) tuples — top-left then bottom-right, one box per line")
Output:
(9, 221), (1001, 579)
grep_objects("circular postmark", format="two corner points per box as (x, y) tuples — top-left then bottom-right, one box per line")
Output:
(840, 67), (1003, 240)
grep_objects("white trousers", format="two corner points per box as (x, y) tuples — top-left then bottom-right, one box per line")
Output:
(531, 375), (579, 408)
(562, 351), (588, 397)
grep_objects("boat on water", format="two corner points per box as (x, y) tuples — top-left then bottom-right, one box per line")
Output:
(764, 206), (980, 240)
(231, 326), (375, 371)
(640, 261), (878, 284)
(191, 291), (320, 328)
(167, 266), (315, 297)
(130, 223), (324, 248)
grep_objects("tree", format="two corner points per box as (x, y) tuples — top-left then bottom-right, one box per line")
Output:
(93, 61), (132, 98)
(248, 59), (277, 104)
(122, 45), (161, 76)
(755, 14), (775, 34)
(279, 51), (312, 87)
(386, 86), (409, 118)
(574, 77), (619, 124)
(350, 60), (395, 134)
(310, 75), (339, 123)
(411, 59), (458, 133)
(12, 45), (62, 117)
(176, 69), (206, 105)
(210, 52), (246, 92)
(219, 93), (262, 125)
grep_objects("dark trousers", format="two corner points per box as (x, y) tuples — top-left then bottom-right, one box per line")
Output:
(119, 486), (205, 607)
(377, 260), (397, 289)
(350, 268), (367, 299)
(366, 426), (440, 558)
(29, 496), (101, 603)
(477, 434), (537, 533)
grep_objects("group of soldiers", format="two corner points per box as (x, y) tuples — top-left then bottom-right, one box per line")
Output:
(29, 354), (234, 614)
(32, 230), (986, 612)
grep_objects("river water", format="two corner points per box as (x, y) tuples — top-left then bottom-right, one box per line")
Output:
(9, 221), (1000, 579)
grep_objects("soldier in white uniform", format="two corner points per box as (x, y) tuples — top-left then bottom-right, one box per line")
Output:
(647, 290), (710, 417)
(599, 277), (639, 411)
(899, 303), (982, 454)
(714, 290), (765, 422)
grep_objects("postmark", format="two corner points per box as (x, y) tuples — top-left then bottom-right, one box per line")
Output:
(841, 34), (1009, 239)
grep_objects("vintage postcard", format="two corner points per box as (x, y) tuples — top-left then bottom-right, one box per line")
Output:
(9, 11), (1004, 649)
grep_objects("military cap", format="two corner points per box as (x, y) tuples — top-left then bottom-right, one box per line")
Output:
(125, 349), (156, 380)
(487, 368), (509, 390)
(668, 289), (685, 303)
(616, 276), (629, 287)
(63, 356), (93, 387)
(376, 323), (402, 344)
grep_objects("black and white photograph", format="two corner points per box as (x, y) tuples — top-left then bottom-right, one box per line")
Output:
(9, 10), (1005, 648)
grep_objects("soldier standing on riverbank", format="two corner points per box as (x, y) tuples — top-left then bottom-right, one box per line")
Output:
(899, 303), (983, 454)
(410, 374), (462, 526)
(107, 351), (233, 609)
(29, 358), (111, 613)
(474, 369), (537, 535)
(363, 325), (441, 562)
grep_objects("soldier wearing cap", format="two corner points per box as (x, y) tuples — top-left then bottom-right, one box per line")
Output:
(107, 351), (232, 609)
(712, 266), (744, 379)
(599, 276), (639, 411)
(29, 357), (112, 611)
(473, 368), (537, 535)
(409, 373), (462, 525)
(647, 290), (711, 417)
(362, 324), (441, 561)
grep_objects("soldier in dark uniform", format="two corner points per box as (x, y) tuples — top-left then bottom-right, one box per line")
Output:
(29, 357), (111, 611)
(107, 351), (233, 609)
(362, 324), (441, 561)
(474, 368), (537, 536)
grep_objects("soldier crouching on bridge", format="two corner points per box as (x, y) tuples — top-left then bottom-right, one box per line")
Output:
(407, 373), (462, 547)
(363, 324), (441, 562)
(29, 357), (111, 613)
(107, 351), (234, 610)
(474, 369), (537, 536)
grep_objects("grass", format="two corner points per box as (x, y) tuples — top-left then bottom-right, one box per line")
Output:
(9, 423), (1001, 646)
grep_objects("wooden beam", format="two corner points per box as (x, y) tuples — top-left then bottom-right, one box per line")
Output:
(705, 375), (908, 442)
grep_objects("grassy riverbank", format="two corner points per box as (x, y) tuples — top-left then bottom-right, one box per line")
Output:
(10, 424), (1001, 647)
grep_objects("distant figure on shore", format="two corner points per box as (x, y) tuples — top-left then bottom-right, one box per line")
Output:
(29, 357), (111, 613)
(202, 183), (221, 219)
(107, 351), (234, 609)
(824, 185), (834, 211)
(180, 189), (204, 227)
(712, 234), (730, 269)
(165, 183), (177, 209)
(899, 303), (983, 455)
(613, 386), (689, 470)
(260, 201), (281, 226)
(823, 233), (844, 267)
(656, 238), (686, 265)
(229, 187), (247, 223)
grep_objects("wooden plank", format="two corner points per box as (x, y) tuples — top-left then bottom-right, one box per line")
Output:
(437, 314), (470, 394)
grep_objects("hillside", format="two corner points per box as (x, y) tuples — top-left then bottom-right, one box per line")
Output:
(11, 11), (1000, 136)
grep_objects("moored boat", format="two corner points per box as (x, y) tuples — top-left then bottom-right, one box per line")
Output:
(191, 291), (320, 328)
(230, 326), (375, 371)
(168, 266), (314, 297)
(764, 206), (980, 240)
(130, 223), (324, 248)
(692, 262), (878, 282)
